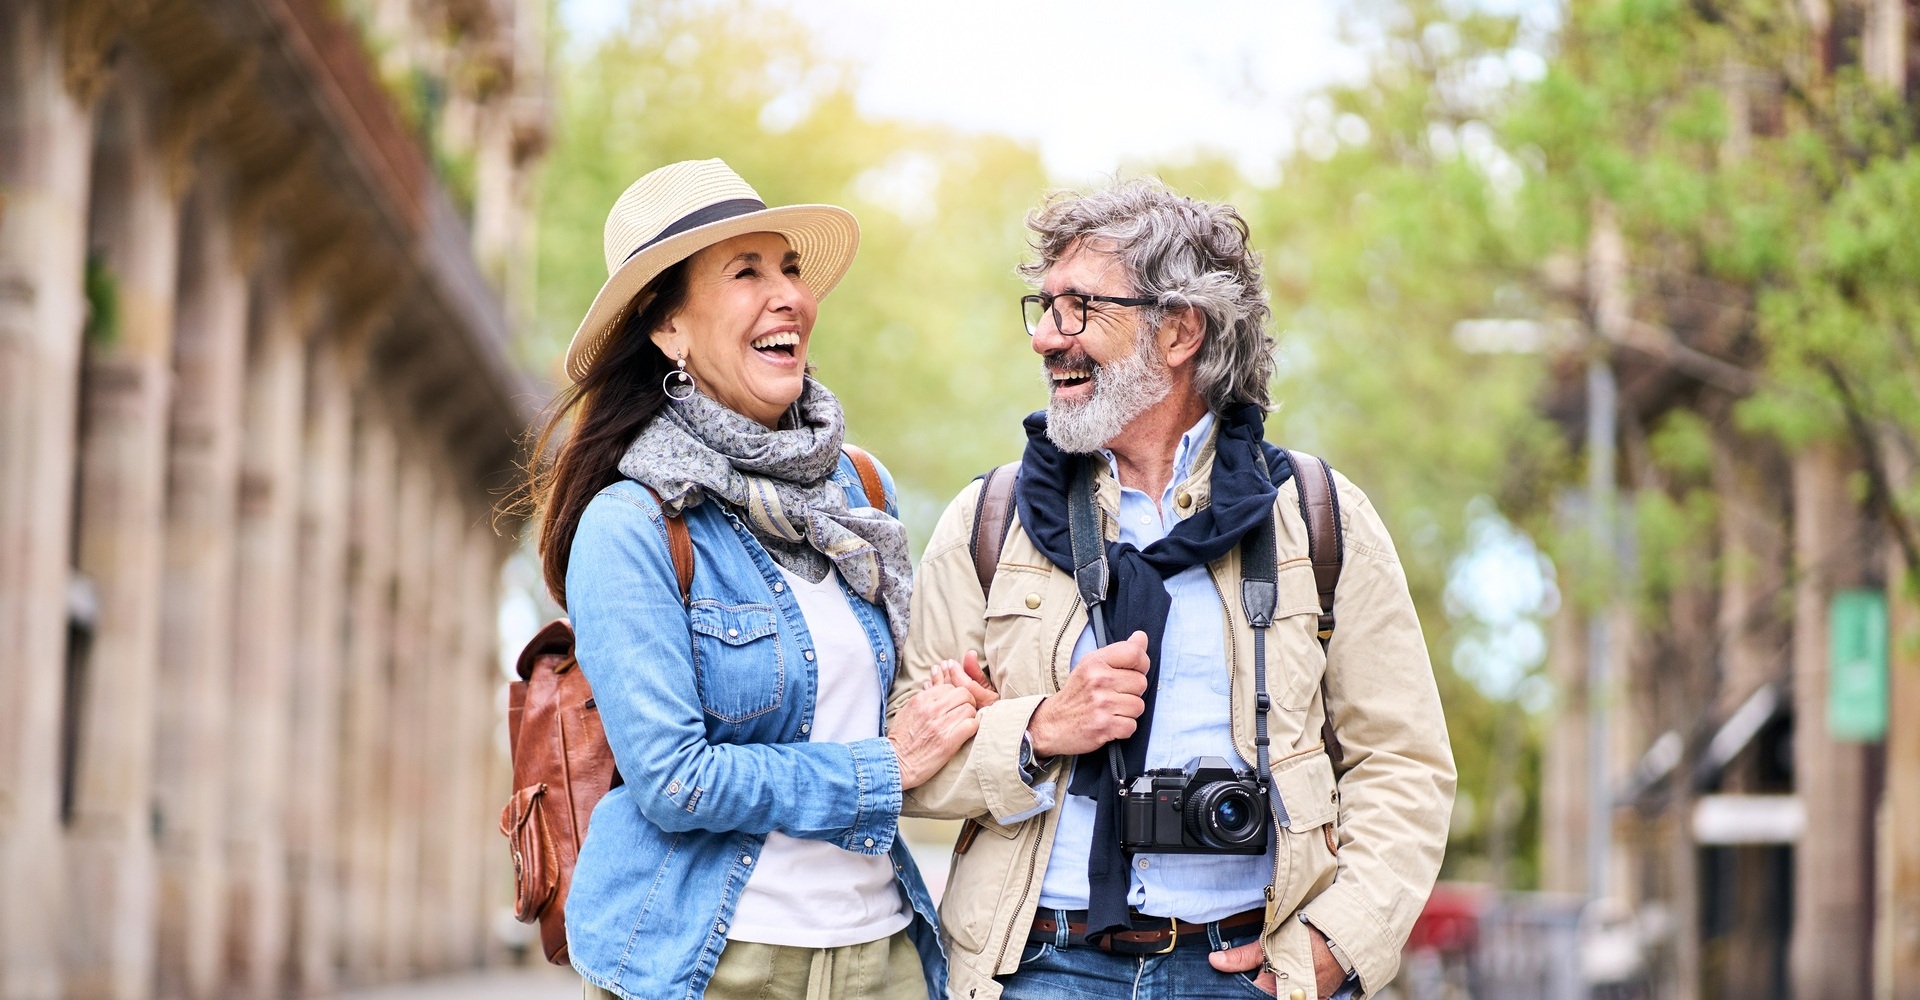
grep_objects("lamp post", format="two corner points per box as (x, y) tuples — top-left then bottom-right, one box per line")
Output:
(1585, 353), (1617, 902)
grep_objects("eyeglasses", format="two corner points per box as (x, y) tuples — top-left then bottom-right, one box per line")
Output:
(1020, 291), (1158, 336)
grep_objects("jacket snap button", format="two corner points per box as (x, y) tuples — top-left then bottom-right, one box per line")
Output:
(668, 781), (680, 794)
(1289, 990), (1306, 1000)
(1177, 491), (1192, 509)
(1024, 593), (1042, 610)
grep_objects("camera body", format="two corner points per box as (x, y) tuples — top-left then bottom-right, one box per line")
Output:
(1118, 756), (1270, 855)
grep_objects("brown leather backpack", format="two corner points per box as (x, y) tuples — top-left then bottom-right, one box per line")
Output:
(501, 448), (887, 966)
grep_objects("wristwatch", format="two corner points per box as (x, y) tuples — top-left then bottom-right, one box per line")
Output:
(1017, 731), (1047, 784)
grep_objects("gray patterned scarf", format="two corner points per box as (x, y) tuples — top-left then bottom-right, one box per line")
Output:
(617, 378), (914, 651)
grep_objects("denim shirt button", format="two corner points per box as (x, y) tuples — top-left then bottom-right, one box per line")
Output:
(741, 855), (753, 865)
(800, 723), (811, 734)
(773, 582), (785, 593)
(727, 628), (739, 638)
(804, 650), (816, 661)
(863, 837), (875, 848)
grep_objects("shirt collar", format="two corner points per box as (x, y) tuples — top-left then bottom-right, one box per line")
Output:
(1100, 409), (1217, 497)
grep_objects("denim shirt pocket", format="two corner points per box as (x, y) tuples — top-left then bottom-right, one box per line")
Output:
(689, 601), (785, 723)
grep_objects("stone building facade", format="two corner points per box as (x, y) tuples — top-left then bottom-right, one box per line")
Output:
(1537, 3), (1920, 998)
(0, 0), (547, 996)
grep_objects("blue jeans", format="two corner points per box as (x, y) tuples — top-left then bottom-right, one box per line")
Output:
(995, 912), (1363, 1000)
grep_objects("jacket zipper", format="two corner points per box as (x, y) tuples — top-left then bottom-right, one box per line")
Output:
(987, 573), (1088, 977)
(1206, 563), (1284, 905)
(992, 808), (1052, 974)
(987, 591), (1081, 973)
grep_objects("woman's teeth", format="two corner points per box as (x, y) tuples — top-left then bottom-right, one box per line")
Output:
(751, 331), (800, 352)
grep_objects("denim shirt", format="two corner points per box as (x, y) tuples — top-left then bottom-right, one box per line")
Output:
(564, 453), (945, 1000)
(1030, 411), (1277, 922)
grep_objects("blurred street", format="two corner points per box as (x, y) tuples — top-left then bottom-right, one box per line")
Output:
(333, 966), (580, 1000)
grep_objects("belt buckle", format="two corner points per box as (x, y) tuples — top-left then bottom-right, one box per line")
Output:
(1149, 919), (1178, 956)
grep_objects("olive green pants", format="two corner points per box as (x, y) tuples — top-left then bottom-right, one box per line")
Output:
(583, 929), (923, 1000)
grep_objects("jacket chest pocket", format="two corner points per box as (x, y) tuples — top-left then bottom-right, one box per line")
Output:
(690, 602), (785, 723)
(1272, 562), (1329, 711)
(982, 566), (1054, 698)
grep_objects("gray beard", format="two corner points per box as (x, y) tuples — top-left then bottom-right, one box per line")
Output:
(1043, 327), (1172, 454)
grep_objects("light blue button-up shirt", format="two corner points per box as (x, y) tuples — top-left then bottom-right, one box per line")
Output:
(1030, 410), (1275, 922)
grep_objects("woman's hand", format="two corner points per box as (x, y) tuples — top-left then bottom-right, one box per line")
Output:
(888, 684), (978, 790)
(928, 650), (999, 708)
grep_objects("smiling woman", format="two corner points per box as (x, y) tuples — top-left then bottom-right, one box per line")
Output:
(525, 158), (984, 1000)
(649, 232), (818, 429)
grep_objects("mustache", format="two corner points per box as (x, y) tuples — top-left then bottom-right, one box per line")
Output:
(1042, 350), (1096, 375)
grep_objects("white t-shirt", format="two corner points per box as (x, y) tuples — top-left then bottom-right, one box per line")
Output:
(725, 565), (911, 948)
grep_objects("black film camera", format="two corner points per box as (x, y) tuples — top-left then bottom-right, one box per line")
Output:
(1118, 756), (1270, 855)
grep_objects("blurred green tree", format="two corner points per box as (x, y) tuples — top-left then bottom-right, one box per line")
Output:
(532, 0), (1053, 537)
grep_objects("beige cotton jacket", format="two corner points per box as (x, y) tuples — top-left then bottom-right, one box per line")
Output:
(891, 429), (1455, 1000)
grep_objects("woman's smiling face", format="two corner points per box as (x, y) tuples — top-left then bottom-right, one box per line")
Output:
(651, 231), (818, 427)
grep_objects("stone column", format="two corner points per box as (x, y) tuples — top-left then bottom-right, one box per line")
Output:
(152, 171), (248, 1000)
(444, 519), (501, 967)
(285, 336), (354, 995)
(0, 2), (95, 995)
(419, 485), (467, 972)
(336, 408), (398, 987)
(224, 253), (309, 1000)
(1790, 445), (1875, 998)
(61, 68), (183, 1000)
(381, 450), (434, 978)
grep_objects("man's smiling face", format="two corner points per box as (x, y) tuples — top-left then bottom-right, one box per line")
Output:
(1030, 241), (1172, 453)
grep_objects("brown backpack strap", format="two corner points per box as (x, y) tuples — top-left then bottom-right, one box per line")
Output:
(841, 444), (888, 513)
(643, 486), (694, 605)
(969, 461), (1020, 594)
(1284, 450), (1342, 640)
(1283, 449), (1345, 769)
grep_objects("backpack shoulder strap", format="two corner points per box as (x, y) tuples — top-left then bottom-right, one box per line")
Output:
(1282, 449), (1346, 769)
(1282, 449), (1343, 640)
(969, 461), (1020, 595)
(841, 444), (889, 514)
(642, 486), (693, 605)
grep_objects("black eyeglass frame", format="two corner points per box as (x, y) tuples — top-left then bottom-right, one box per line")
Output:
(1020, 291), (1159, 336)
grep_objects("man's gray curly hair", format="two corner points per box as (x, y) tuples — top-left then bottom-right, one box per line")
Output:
(1019, 178), (1276, 412)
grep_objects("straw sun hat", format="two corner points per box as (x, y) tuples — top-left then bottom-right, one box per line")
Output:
(563, 159), (861, 384)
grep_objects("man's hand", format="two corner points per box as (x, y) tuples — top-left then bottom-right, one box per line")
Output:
(928, 650), (998, 708)
(1026, 631), (1150, 758)
(1207, 926), (1345, 999)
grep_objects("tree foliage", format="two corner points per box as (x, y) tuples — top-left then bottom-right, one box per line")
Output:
(532, 0), (1053, 537)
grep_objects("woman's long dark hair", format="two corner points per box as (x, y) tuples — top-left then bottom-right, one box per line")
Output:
(525, 262), (691, 607)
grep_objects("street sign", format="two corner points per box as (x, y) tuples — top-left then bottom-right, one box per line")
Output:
(1829, 588), (1888, 742)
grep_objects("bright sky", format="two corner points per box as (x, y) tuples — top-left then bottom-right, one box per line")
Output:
(558, 0), (1369, 183)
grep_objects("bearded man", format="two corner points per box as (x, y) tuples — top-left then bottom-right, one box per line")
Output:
(891, 180), (1455, 1000)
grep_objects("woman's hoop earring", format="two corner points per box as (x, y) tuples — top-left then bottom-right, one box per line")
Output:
(663, 353), (696, 401)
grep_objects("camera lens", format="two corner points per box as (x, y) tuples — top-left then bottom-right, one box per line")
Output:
(1185, 782), (1265, 850)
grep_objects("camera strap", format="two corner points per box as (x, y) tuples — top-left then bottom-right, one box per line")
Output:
(1064, 452), (1289, 822)
(1065, 457), (1128, 785)
(1240, 450), (1285, 836)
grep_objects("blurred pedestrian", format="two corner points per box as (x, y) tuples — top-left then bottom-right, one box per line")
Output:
(896, 179), (1456, 1000)
(529, 159), (975, 1000)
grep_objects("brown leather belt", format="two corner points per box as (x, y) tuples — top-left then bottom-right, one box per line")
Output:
(1028, 906), (1265, 955)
